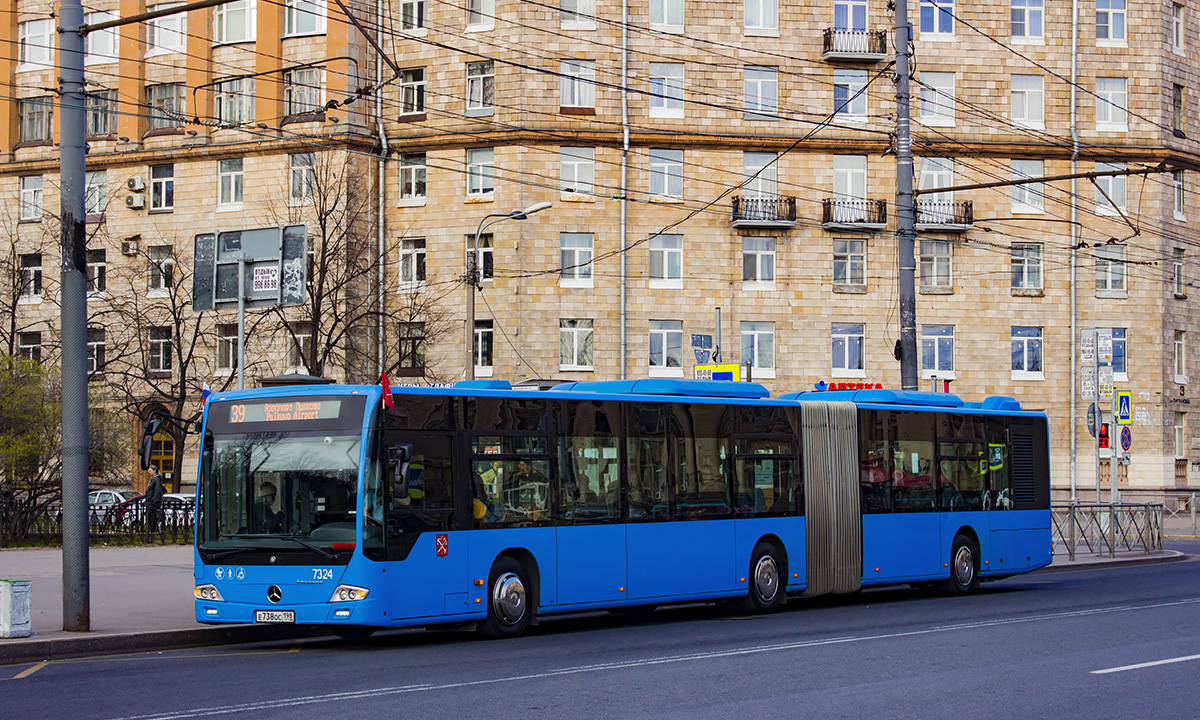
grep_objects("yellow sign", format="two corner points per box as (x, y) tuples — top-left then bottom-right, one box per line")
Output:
(694, 364), (741, 381)
(1117, 391), (1132, 425)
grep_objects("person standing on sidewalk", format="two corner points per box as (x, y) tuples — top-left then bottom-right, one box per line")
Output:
(145, 466), (166, 532)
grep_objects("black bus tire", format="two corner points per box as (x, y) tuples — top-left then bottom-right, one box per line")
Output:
(479, 557), (533, 639)
(735, 541), (784, 614)
(943, 533), (980, 596)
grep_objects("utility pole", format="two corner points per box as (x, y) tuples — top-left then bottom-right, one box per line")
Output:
(59, 0), (90, 632)
(894, 0), (918, 391)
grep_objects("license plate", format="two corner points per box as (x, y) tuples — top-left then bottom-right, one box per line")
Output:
(255, 610), (295, 623)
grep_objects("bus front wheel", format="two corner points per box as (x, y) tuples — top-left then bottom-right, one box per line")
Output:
(735, 541), (784, 614)
(943, 534), (980, 596)
(479, 557), (533, 639)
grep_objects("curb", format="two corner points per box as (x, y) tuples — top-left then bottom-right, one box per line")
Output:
(1037, 550), (1189, 574)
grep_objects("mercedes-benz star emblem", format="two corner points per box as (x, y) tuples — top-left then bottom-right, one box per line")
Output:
(267, 585), (282, 603)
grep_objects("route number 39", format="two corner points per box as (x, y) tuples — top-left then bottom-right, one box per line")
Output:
(313, 568), (333, 580)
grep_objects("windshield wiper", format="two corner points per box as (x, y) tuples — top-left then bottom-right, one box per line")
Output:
(202, 545), (260, 560)
(239, 534), (339, 560)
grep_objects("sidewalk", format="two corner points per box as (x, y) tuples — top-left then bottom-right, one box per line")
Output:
(0, 543), (1188, 667)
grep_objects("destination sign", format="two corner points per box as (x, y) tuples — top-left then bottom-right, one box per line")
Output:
(229, 400), (343, 424)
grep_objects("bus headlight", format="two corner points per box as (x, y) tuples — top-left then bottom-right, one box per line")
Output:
(195, 584), (225, 602)
(329, 585), (370, 602)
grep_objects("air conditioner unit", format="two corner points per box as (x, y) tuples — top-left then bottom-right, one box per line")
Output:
(125, 194), (145, 209)
(120, 240), (139, 256)
(126, 176), (146, 192)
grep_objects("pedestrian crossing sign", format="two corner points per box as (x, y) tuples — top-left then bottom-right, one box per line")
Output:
(1117, 391), (1132, 425)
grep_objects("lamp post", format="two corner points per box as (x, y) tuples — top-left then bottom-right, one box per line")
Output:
(465, 202), (553, 381)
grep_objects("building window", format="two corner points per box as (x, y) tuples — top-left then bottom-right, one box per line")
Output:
(1175, 412), (1187, 458)
(834, 0), (867, 30)
(743, 66), (778, 120)
(217, 324), (238, 373)
(650, 0), (684, 31)
(218, 158), (244, 207)
(920, 0), (953, 35)
(833, 239), (865, 287)
(149, 327), (173, 373)
(1011, 159), (1044, 213)
(833, 69), (867, 120)
(466, 0), (495, 29)
(398, 238), (426, 289)
(1094, 162), (1126, 215)
(214, 77), (255, 124)
(649, 148), (683, 198)
(474, 321), (494, 372)
(741, 321), (775, 375)
(215, 0), (256, 44)
(560, 319), (594, 370)
(18, 332), (41, 363)
(560, 60), (596, 109)
(18, 98), (53, 144)
(284, 69), (324, 116)
(397, 322), (426, 376)
(1096, 0), (1126, 42)
(919, 156), (954, 204)
(1096, 78), (1128, 130)
(1175, 170), (1187, 219)
(399, 153), (426, 201)
(919, 240), (952, 289)
(467, 148), (495, 196)
(286, 322), (313, 371)
(1011, 243), (1043, 290)
(1174, 248), (1186, 297)
(560, 233), (594, 286)
(17, 19), (54, 69)
(1011, 0), (1042, 39)
(147, 83), (185, 130)
(85, 171), (108, 215)
(1173, 3), (1185, 52)
(285, 0), (325, 35)
(151, 164), (174, 211)
(561, 0), (596, 27)
(1175, 330), (1187, 382)
(1010, 75), (1044, 129)
(86, 91), (117, 136)
(560, 147), (595, 195)
(147, 3), (187, 54)
(466, 61), (494, 113)
(86, 329), (106, 378)
(649, 234), (683, 287)
(86, 249), (107, 294)
(1095, 245), (1126, 294)
(84, 12), (118, 64)
(745, 0), (777, 33)
(921, 325), (954, 378)
(1110, 327), (1128, 377)
(466, 233), (494, 280)
(832, 323), (865, 376)
(20, 176), (43, 221)
(743, 237), (776, 285)
(149, 245), (174, 293)
(919, 72), (955, 126)
(288, 153), (316, 204)
(19, 254), (42, 301)
(743, 152), (778, 197)
(1173, 84), (1185, 135)
(648, 63), (684, 118)
(833, 155), (868, 201)
(1011, 326), (1044, 379)
(649, 320), (683, 371)
(400, 0), (425, 29)
(400, 69), (426, 116)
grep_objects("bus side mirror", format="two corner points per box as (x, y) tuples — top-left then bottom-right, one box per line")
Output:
(139, 418), (163, 470)
(391, 444), (413, 500)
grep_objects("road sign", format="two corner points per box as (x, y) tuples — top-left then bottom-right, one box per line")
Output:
(193, 225), (307, 311)
(1080, 366), (1096, 401)
(694, 363), (740, 381)
(1116, 391), (1132, 425)
(1097, 366), (1114, 400)
(691, 334), (713, 350)
(1087, 403), (1097, 438)
(1120, 426), (1132, 451)
(1098, 423), (1110, 449)
(694, 349), (711, 364)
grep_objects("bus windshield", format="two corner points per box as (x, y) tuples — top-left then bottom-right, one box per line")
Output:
(198, 430), (362, 553)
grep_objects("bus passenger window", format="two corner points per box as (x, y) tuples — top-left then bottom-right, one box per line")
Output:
(558, 436), (620, 522)
(733, 437), (794, 517)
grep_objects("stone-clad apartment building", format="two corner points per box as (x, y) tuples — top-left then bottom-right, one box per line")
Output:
(1, 0), (1197, 497)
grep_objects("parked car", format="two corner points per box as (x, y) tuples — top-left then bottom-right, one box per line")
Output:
(86, 489), (137, 526)
(108, 493), (195, 528)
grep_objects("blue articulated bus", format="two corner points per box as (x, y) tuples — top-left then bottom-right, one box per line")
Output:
(183, 379), (1051, 639)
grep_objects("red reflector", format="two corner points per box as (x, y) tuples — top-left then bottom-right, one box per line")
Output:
(331, 543), (357, 550)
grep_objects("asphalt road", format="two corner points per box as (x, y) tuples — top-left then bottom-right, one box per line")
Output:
(4, 542), (1199, 720)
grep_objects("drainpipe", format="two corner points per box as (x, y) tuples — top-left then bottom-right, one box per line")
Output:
(1069, 0), (1080, 502)
(619, 0), (629, 379)
(376, 0), (390, 377)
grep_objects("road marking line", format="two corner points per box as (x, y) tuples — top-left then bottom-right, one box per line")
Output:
(288, 640), (304, 653)
(13, 661), (49, 679)
(1092, 653), (1200, 675)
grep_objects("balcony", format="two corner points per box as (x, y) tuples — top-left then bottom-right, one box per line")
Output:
(822, 198), (888, 231)
(732, 195), (797, 228)
(822, 29), (889, 62)
(915, 200), (974, 233)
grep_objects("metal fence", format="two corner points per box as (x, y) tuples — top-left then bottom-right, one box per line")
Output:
(1052, 502), (1164, 561)
(0, 498), (195, 547)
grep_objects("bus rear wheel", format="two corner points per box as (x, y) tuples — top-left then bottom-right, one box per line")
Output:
(479, 557), (533, 639)
(735, 541), (784, 614)
(943, 534), (980, 596)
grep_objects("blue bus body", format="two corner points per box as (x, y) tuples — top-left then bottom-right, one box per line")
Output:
(191, 381), (1051, 636)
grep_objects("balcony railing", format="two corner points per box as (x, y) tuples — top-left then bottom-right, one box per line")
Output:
(822, 29), (889, 61)
(915, 199), (974, 232)
(822, 198), (888, 230)
(732, 195), (797, 228)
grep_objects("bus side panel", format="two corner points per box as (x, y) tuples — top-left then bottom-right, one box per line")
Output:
(556, 525), (628, 607)
(626, 520), (735, 601)
(861, 514), (942, 584)
(1009, 509), (1052, 571)
(733, 517), (806, 592)
(467, 527), (559, 610)
(388, 531), (474, 622)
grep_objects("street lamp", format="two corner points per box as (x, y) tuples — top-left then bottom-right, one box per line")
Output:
(465, 202), (553, 380)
